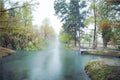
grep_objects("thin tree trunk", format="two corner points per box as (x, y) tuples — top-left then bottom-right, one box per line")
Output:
(103, 38), (107, 48)
(89, 41), (90, 47)
(74, 36), (77, 47)
(78, 30), (81, 51)
(74, 29), (77, 47)
(93, 0), (97, 49)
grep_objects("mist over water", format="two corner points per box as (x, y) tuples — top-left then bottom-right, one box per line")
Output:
(1, 36), (120, 80)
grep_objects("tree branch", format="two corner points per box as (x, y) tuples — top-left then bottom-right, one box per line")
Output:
(0, 2), (39, 13)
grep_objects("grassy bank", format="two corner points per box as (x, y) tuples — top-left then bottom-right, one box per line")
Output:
(85, 60), (120, 80)
(66, 44), (120, 58)
(0, 48), (16, 58)
(81, 50), (120, 58)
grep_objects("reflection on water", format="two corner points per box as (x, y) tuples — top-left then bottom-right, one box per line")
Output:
(0, 38), (120, 80)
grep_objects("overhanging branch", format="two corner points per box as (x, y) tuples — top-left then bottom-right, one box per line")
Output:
(0, 2), (39, 13)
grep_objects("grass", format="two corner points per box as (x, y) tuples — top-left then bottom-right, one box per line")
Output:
(85, 60), (120, 80)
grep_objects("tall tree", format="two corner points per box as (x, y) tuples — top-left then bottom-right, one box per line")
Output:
(54, 0), (86, 47)
(97, 0), (114, 48)
(87, 0), (98, 49)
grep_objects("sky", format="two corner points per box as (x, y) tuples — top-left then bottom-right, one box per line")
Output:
(32, 0), (62, 34)
(32, 0), (95, 34)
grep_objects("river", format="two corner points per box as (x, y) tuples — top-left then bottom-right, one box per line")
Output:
(0, 38), (120, 80)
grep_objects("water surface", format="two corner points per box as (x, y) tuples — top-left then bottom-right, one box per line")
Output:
(0, 39), (120, 80)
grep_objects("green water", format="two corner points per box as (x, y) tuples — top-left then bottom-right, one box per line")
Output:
(0, 39), (120, 80)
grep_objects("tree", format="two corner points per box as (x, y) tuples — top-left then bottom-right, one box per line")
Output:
(0, 0), (40, 50)
(98, 20), (112, 48)
(85, 0), (120, 48)
(0, 0), (9, 27)
(97, 0), (117, 48)
(40, 18), (55, 40)
(18, 1), (33, 27)
(59, 28), (72, 46)
(7, 1), (33, 27)
(87, 0), (98, 49)
(54, 0), (87, 47)
(92, 0), (97, 49)
(83, 33), (93, 47)
(88, 0), (114, 48)
(107, 1), (120, 48)
(0, 0), (38, 27)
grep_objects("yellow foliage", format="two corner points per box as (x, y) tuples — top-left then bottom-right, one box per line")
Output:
(98, 20), (111, 30)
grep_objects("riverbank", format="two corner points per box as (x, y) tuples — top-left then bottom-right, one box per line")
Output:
(81, 49), (120, 58)
(0, 48), (16, 58)
(69, 45), (120, 58)
(85, 60), (120, 80)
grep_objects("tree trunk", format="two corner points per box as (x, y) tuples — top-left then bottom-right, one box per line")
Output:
(89, 41), (90, 47)
(74, 36), (77, 47)
(103, 38), (108, 48)
(78, 30), (81, 51)
(92, 0), (97, 49)
(74, 29), (77, 47)
(11, 39), (16, 49)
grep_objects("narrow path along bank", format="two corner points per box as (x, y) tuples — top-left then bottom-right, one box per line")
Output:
(0, 48), (16, 58)
(81, 49), (120, 58)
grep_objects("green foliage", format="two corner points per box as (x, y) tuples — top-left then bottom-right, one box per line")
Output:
(84, 16), (94, 26)
(19, 1), (33, 27)
(114, 29), (120, 41)
(82, 33), (93, 44)
(97, 1), (112, 47)
(0, 0), (9, 27)
(110, 28), (120, 49)
(9, 1), (33, 27)
(59, 28), (72, 44)
(0, 25), (55, 51)
(0, 1), (55, 51)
